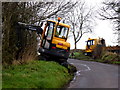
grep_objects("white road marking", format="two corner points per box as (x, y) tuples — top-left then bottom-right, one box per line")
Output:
(80, 64), (91, 71)
(70, 63), (74, 65)
(71, 64), (91, 82)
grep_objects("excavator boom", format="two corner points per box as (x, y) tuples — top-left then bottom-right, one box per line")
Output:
(17, 22), (43, 34)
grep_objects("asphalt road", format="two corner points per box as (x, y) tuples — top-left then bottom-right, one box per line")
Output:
(67, 59), (119, 88)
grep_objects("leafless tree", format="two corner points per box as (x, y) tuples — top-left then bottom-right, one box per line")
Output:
(66, 2), (94, 49)
(99, 0), (120, 45)
(24, 1), (77, 25)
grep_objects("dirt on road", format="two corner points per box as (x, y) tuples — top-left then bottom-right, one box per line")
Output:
(67, 59), (119, 88)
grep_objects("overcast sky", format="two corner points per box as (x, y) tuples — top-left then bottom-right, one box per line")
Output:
(67, 0), (118, 49)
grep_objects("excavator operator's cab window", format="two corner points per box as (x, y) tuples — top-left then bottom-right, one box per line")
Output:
(43, 21), (55, 49)
(46, 22), (54, 41)
(55, 25), (68, 39)
(87, 40), (95, 46)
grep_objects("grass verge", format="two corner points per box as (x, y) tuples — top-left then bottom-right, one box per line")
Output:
(100, 52), (120, 64)
(69, 51), (92, 60)
(0, 66), (2, 90)
(69, 50), (120, 65)
(2, 60), (73, 88)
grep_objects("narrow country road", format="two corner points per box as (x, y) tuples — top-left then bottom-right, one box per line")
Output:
(67, 59), (119, 88)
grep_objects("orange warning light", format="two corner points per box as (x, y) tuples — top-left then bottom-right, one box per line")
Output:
(58, 17), (61, 21)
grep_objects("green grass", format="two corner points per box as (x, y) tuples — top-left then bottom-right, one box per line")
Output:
(0, 65), (2, 90)
(2, 60), (72, 88)
(112, 61), (120, 64)
(94, 59), (120, 65)
(69, 51), (92, 60)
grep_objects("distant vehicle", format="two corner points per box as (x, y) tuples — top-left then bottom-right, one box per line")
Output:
(84, 38), (106, 59)
(18, 17), (70, 63)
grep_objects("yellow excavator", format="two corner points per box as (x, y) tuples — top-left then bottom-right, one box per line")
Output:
(84, 38), (106, 59)
(18, 17), (70, 62)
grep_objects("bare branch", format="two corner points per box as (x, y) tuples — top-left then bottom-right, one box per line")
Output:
(99, 0), (120, 44)
(66, 1), (94, 49)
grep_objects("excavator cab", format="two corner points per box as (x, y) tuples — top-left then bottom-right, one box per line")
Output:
(39, 19), (70, 61)
(84, 38), (97, 56)
(84, 38), (106, 58)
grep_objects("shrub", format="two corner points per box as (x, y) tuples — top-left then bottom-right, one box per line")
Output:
(101, 52), (120, 64)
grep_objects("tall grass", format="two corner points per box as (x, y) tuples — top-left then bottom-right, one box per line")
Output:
(2, 60), (72, 88)
(101, 52), (120, 64)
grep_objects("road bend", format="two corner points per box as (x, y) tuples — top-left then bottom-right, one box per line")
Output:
(67, 59), (119, 88)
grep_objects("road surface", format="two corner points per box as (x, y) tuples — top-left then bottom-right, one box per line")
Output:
(67, 59), (119, 88)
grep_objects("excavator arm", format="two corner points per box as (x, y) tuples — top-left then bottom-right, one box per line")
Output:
(17, 22), (43, 34)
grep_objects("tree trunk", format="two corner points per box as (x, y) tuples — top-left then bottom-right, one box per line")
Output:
(74, 42), (77, 49)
